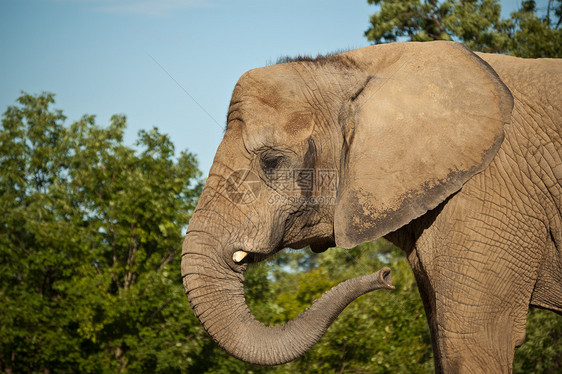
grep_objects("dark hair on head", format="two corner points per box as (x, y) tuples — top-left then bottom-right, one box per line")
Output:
(271, 49), (359, 69)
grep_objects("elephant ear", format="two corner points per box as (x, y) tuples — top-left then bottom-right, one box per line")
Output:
(334, 42), (513, 248)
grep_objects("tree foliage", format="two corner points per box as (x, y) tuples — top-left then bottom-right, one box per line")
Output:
(0, 93), (206, 372)
(365, 0), (562, 57)
(514, 308), (562, 373)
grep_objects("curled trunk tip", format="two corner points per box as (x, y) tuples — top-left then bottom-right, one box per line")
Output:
(378, 267), (395, 290)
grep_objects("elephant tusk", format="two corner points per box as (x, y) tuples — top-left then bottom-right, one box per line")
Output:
(232, 250), (248, 263)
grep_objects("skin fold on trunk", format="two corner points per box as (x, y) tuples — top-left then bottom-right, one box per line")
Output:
(182, 232), (395, 366)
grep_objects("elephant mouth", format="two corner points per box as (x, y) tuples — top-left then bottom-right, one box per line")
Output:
(231, 249), (274, 267)
(231, 238), (335, 267)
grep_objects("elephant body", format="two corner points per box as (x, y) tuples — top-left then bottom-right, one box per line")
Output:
(387, 53), (562, 372)
(181, 42), (561, 372)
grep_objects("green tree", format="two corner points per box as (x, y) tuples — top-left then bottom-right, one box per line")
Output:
(365, 0), (562, 57)
(0, 92), (208, 372)
(504, 0), (562, 57)
(514, 308), (562, 373)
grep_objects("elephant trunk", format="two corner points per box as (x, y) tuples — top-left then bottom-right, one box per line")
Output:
(182, 231), (394, 366)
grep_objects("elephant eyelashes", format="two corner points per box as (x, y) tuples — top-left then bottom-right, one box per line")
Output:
(261, 154), (283, 173)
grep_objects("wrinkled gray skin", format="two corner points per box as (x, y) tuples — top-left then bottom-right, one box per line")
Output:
(181, 41), (561, 372)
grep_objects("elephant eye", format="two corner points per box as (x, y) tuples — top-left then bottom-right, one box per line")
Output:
(262, 155), (281, 170)
(261, 154), (283, 174)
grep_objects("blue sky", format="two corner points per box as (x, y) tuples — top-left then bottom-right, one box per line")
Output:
(0, 0), (539, 175)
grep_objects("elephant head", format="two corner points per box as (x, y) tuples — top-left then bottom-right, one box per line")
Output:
(181, 41), (513, 366)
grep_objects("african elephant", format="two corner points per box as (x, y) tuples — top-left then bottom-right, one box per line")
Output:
(181, 41), (561, 372)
